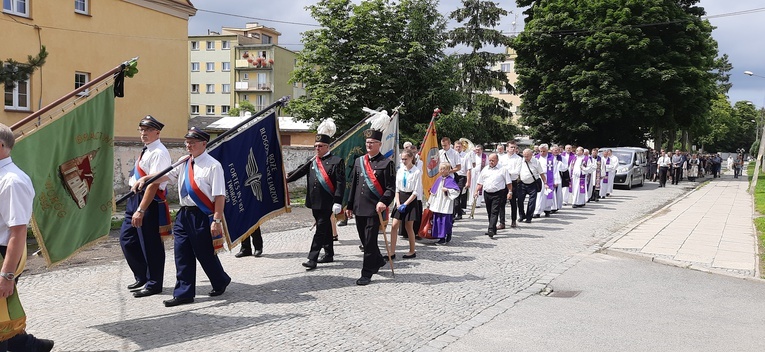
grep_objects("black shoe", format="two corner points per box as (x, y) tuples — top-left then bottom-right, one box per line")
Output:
(36, 339), (54, 352)
(544, 211), (550, 217)
(317, 255), (334, 263)
(253, 249), (263, 257)
(403, 252), (417, 259)
(533, 214), (541, 218)
(435, 239), (446, 245)
(356, 277), (371, 285)
(386, 254), (396, 260)
(333, 236), (339, 241)
(337, 219), (348, 226)
(485, 232), (495, 238)
(208, 286), (227, 297)
(302, 260), (317, 270)
(359, 245), (365, 252)
(415, 236), (423, 240)
(163, 297), (194, 307)
(234, 248), (252, 258)
(524, 219), (532, 223)
(497, 224), (505, 230)
(127, 280), (146, 291)
(133, 288), (161, 298)
(511, 221), (517, 228)
(455, 214), (463, 220)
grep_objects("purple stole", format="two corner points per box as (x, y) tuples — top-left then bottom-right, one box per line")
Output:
(567, 152), (577, 192)
(604, 157), (610, 183)
(536, 153), (555, 199)
(430, 174), (460, 195)
(579, 156), (588, 194)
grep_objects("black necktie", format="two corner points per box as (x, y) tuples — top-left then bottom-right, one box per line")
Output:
(138, 146), (147, 162)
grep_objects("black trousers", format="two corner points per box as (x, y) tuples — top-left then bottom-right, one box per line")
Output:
(659, 166), (669, 187)
(120, 193), (165, 291)
(308, 208), (333, 260)
(510, 181), (521, 222)
(453, 174), (467, 216)
(484, 189), (505, 233)
(672, 166), (682, 184)
(517, 182), (538, 222)
(355, 215), (385, 278)
(240, 228), (263, 251)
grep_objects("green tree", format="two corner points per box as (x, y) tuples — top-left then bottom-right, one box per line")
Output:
(443, 0), (517, 144)
(1, 46), (47, 88)
(228, 100), (256, 117)
(712, 54), (733, 96)
(288, 0), (461, 142)
(513, 0), (717, 148)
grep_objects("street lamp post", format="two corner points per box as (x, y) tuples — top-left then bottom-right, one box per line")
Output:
(744, 71), (765, 192)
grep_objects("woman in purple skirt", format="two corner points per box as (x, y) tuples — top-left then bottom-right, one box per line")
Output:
(428, 163), (460, 244)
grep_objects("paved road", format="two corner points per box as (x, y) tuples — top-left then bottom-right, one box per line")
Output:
(18, 179), (699, 351)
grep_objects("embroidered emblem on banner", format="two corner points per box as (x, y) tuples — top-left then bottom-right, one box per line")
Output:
(245, 148), (263, 201)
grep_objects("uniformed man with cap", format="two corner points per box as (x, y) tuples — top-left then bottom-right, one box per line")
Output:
(122, 115), (172, 298)
(134, 127), (231, 307)
(344, 120), (395, 286)
(286, 119), (345, 270)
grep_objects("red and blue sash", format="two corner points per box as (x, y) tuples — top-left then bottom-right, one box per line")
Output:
(182, 158), (215, 215)
(361, 155), (384, 199)
(135, 159), (172, 238)
(313, 158), (335, 194)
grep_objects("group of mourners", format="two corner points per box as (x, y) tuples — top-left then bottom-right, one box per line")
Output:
(650, 149), (743, 187)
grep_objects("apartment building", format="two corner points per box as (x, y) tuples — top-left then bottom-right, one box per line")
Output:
(189, 23), (303, 119)
(2, 0), (196, 139)
(489, 47), (522, 122)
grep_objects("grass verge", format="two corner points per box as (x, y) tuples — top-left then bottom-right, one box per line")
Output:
(747, 162), (765, 278)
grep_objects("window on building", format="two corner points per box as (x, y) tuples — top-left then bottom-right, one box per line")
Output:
(190, 41), (199, 50)
(222, 40), (230, 50)
(206, 84), (214, 93)
(190, 105), (199, 115)
(191, 84), (199, 94)
(75, 72), (90, 96)
(242, 73), (249, 81)
(4, 79), (30, 111)
(206, 105), (215, 115)
(221, 105), (230, 115)
(242, 94), (248, 101)
(74, 0), (88, 14)
(259, 50), (268, 60)
(256, 95), (267, 110)
(222, 84), (230, 94)
(191, 62), (200, 72)
(501, 62), (514, 72)
(206, 41), (215, 50)
(206, 62), (214, 72)
(262, 34), (272, 44)
(3, 0), (28, 16)
(257, 73), (268, 90)
(222, 62), (230, 72)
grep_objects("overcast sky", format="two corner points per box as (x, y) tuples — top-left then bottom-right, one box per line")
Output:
(188, 0), (765, 108)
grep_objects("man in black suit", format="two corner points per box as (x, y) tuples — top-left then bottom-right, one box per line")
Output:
(287, 119), (345, 270)
(345, 127), (395, 286)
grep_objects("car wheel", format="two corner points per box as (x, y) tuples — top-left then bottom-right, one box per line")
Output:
(638, 174), (644, 187)
(627, 176), (633, 190)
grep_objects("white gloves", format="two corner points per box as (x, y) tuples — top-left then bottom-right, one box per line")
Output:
(332, 203), (342, 215)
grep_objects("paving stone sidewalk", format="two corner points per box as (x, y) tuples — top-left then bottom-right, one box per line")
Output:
(607, 167), (759, 277)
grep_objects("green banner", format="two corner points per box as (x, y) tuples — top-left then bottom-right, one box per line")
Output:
(330, 123), (368, 207)
(13, 86), (115, 266)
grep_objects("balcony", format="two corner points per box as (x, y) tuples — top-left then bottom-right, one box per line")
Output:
(235, 81), (273, 92)
(235, 59), (273, 70)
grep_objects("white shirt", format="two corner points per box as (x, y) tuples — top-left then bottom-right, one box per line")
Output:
(604, 156), (619, 172)
(167, 151), (226, 206)
(439, 148), (461, 170)
(504, 153), (523, 181)
(0, 157), (35, 246)
(396, 165), (422, 200)
(477, 165), (511, 193)
(456, 151), (470, 176)
(657, 155), (672, 167)
(519, 158), (545, 184)
(129, 139), (172, 190)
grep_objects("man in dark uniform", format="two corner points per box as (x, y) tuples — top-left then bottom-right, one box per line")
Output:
(345, 126), (395, 286)
(286, 119), (345, 270)
(122, 116), (172, 298)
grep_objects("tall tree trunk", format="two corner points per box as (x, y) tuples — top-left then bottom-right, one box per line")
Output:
(667, 129), (677, 152)
(681, 130), (689, 151)
(654, 125), (663, 152)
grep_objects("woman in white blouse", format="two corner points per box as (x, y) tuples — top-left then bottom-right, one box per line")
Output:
(390, 150), (422, 259)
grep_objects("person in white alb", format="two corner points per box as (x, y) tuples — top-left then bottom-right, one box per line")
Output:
(467, 144), (488, 209)
(532, 144), (560, 218)
(600, 149), (618, 197)
(560, 144), (576, 205)
(474, 154), (512, 238)
(439, 137), (462, 220)
(517, 149), (547, 223)
(571, 147), (595, 207)
(551, 146), (569, 211)
(657, 150), (671, 187)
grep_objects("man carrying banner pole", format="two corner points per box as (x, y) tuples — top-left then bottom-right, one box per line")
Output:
(135, 127), (231, 307)
(0, 124), (55, 351)
(286, 119), (345, 270)
(122, 116), (172, 298)
(345, 113), (395, 286)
